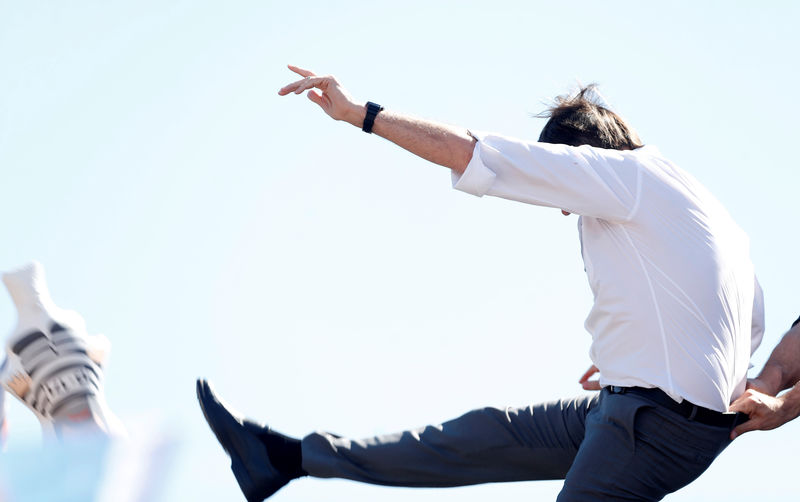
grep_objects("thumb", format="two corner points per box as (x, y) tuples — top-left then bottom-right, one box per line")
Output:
(582, 380), (602, 391)
(731, 419), (758, 440)
(307, 90), (327, 110)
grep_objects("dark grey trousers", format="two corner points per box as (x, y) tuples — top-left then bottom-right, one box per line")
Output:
(301, 389), (734, 501)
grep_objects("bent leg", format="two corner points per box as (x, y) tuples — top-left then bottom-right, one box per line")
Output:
(302, 394), (598, 487)
(557, 390), (733, 501)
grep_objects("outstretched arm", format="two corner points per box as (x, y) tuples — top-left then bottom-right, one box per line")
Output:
(279, 65), (640, 221)
(729, 320), (800, 439)
(278, 65), (476, 174)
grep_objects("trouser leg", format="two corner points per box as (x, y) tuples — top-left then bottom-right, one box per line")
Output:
(301, 394), (599, 487)
(557, 390), (733, 501)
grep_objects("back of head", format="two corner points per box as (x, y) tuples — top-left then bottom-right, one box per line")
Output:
(538, 85), (642, 150)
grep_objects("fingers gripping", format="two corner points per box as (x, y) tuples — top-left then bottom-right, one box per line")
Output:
(732, 417), (759, 439)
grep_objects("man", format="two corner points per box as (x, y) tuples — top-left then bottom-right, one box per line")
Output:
(0, 261), (125, 441)
(729, 315), (800, 438)
(196, 65), (762, 501)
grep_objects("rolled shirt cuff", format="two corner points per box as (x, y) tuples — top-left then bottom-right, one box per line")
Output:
(451, 131), (496, 197)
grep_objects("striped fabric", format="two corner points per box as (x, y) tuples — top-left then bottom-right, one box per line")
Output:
(5, 321), (104, 421)
(0, 261), (121, 439)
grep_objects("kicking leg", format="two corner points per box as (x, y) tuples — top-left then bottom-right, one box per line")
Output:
(302, 394), (599, 487)
(196, 379), (305, 502)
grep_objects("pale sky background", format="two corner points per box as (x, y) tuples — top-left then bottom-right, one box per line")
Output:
(0, 1), (798, 500)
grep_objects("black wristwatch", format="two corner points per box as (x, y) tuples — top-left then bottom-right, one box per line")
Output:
(362, 101), (384, 134)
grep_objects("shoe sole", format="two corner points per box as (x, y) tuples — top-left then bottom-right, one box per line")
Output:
(196, 379), (237, 456)
(196, 379), (287, 502)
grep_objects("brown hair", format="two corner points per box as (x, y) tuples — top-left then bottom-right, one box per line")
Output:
(538, 85), (642, 150)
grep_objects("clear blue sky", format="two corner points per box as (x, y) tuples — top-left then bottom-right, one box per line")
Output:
(0, 1), (798, 500)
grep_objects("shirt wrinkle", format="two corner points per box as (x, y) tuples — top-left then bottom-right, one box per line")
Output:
(451, 134), (760, 412)
(624, 167), (643, 222)
(620, 226), (677, 398)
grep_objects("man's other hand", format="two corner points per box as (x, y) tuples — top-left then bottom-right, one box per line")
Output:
(278, 65), (364, 125)
(579, 365), (602, 391)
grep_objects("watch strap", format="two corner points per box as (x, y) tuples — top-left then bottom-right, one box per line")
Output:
(362, 101), (384, 133)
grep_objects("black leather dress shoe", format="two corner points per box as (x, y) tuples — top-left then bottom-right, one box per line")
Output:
(196, 379), (290, 501)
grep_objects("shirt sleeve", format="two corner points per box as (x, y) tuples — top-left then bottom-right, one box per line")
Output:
(750, 276), (765, 355)
(452, 131), (642, 222)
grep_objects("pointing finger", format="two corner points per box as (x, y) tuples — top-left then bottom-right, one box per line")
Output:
(288, 64), (316, 78)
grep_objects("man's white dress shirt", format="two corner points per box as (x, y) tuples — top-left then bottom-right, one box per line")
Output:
(453, 132), (763, 412)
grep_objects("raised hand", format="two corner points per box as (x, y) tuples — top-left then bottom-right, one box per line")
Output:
(277, 64), (475, 173)
(278, 65), (363, 125)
